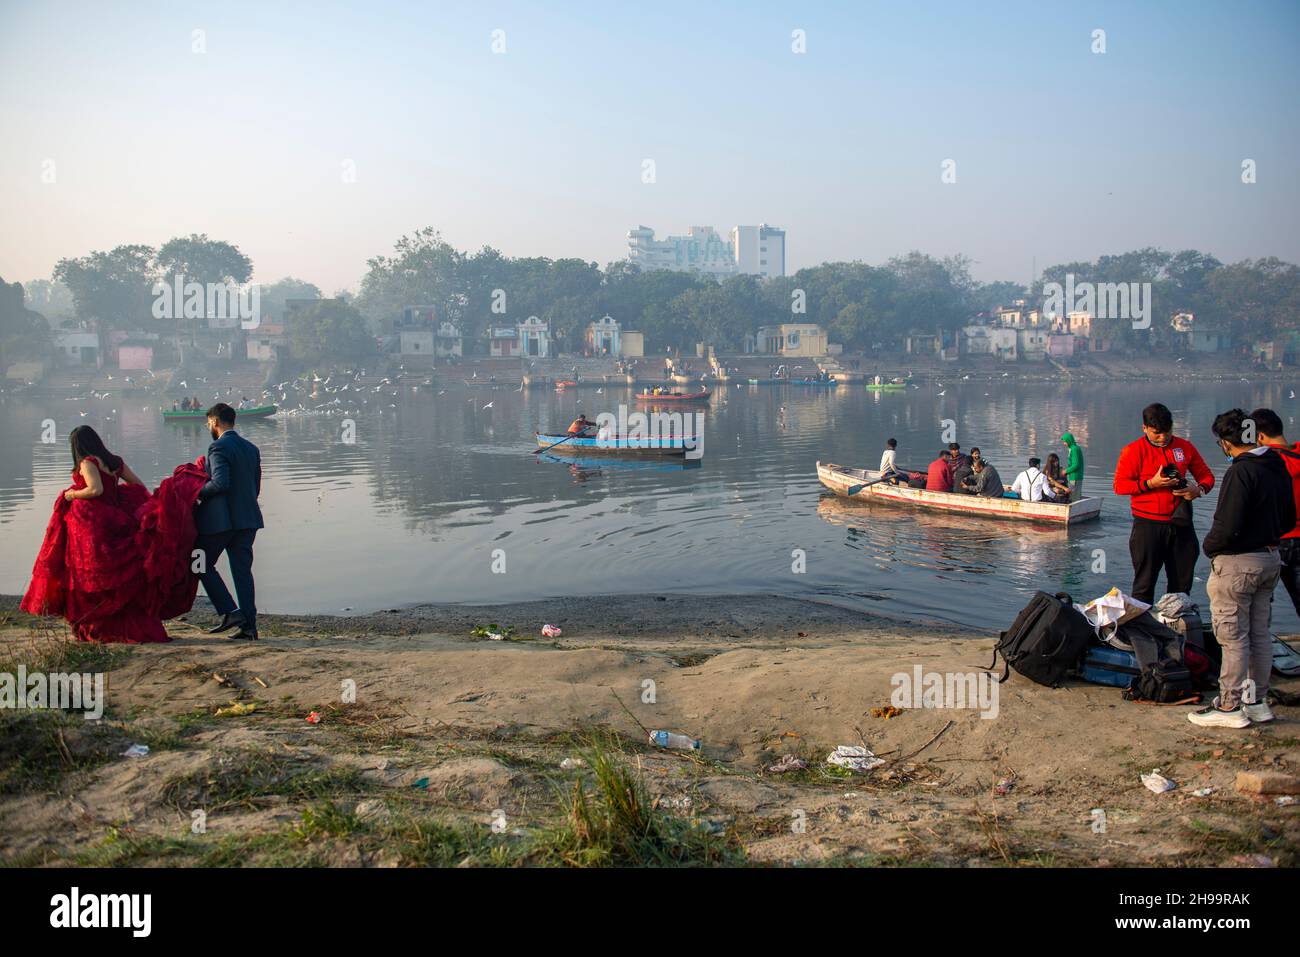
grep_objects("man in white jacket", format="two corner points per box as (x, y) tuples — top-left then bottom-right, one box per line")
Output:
(1011, 457), (1055, 502)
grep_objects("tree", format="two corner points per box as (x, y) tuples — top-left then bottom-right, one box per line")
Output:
(288, 299), (373, 366)
(258, 277), (322, 324)
(154, 234), (253, 286)
(0, 277), (51, 366)
(22, 279), (75, 324)
(53, 245), (157, 327)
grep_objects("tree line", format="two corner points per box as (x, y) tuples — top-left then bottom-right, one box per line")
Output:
(9, 228), (1300, 367)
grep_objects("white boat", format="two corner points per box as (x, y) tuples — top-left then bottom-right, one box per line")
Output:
(816, 461), (1101, 525)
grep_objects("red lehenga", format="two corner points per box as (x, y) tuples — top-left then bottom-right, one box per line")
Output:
(20, 455), (209, 644)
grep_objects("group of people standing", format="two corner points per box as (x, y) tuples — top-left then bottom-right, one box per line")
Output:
(21, 403), (264, 644)
(1113, 402), (1299, 729)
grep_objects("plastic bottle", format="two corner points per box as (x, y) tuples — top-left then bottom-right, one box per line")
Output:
(649, 730), (700, 751)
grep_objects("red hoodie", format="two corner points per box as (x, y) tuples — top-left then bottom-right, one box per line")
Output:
(1112, 436), (1214, 522)
(926, 457), (953, 492)
(1262, 439), (1300, 538)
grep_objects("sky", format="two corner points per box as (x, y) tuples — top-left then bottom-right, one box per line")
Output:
(2, 0), (1298, 294)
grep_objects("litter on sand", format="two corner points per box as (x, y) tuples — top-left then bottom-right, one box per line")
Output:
(1277, 796), (1297, 807)
(1191, 787), (1216, 797)
(826, 745), (885, 773)
(120, 744), (150, 758)
(541, 624), (563, 638)
(306, 711), (322, 724)
(559, 757), (584, 770)
(1140, 769), (1176, 793)
(649, 730), (700, 751)
(215, 701), (256, 717)
(765, 754), (809, 774)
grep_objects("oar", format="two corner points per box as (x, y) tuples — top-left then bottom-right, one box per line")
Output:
(533, 433), (579, 455)
(847, 465), (917, 496)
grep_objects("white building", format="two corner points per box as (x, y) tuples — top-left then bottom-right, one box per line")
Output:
(627, 224), (786, 278)
(731, 225), (786, 279)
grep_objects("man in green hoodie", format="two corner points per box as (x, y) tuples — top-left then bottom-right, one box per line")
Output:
(1061, 432), (1085, 500)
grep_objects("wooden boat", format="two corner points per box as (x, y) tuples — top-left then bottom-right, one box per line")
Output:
(634, 389), (710, 402)
(535, 432), (696, 456)
(554, 379), (578, 390)
(816, 461), (1101, 525)
(865, 382), (906, 391)
(164, 405), (277, 421)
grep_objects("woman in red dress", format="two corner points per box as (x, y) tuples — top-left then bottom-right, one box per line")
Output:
(21, 426), (205, 644)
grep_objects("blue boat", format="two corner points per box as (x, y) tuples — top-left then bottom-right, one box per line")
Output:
(535, 432), (696, 456)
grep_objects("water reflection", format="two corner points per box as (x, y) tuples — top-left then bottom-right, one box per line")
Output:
(0, 379), (1296, 631)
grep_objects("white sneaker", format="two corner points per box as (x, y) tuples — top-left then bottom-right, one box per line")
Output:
(1244, 701), (1275, 723)
(1188, 705), (1250, 729)
(1213, 696), (1275, 723)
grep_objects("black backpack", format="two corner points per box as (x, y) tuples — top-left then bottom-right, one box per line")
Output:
(990, 591), (1094, 687)
(1117, 612), (1194, 702)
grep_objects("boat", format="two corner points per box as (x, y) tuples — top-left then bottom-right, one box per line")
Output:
(535, 432), (697, 456)
(816, 461), (1101, 525)
(163, 405), (277, 421)
(634, 389), (711, 402)
(865, 382), (906, 391)
(554, 379), (578, 390)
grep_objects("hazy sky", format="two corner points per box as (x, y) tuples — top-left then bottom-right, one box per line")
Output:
(2, 0), (1297, 293)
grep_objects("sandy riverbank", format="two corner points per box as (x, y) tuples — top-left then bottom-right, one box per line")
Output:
(1, 594), (1296, 867)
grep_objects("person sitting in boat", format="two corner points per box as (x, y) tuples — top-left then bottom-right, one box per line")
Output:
(1011, 457), (1055, 502)
(950, 449), (973, 494)
(880, 438), (900, 483)
(567, 414), (596, 437)
(1045, 452), (1072, 503)
(969, 457), (1005, 498)
(172, 400), (179, 411)
(926, 450), (954, 492)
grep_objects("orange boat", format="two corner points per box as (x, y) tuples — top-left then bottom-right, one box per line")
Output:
(635, 389), (710, 402)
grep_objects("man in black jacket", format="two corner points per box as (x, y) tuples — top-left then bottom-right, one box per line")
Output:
(1190, 408), (1296, 728)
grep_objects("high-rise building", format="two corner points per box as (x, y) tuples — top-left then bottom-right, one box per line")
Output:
(731, 224), (786, 279)
(626, 224), (786, 278)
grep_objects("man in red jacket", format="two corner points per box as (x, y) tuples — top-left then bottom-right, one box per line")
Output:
(1112, 403), (1215, 604)
(926, 449), (953, 492)
(1250, 406), (1300, 613)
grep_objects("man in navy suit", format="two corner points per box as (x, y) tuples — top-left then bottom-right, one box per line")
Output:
(195, 403), (264, 640)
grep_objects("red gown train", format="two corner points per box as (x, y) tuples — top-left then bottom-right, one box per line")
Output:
(20, 455), (209, 644)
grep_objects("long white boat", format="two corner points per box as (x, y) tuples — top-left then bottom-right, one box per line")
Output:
(816, 461), (1101, 525)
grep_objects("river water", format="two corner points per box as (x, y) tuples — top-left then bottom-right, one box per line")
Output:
(2, 378), (1298, 631)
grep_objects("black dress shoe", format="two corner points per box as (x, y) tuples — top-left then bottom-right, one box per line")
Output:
(207, 612), (245, 634)
(229, 628), (259, 641)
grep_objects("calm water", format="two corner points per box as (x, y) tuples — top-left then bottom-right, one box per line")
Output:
(2, 379), (1298, 631)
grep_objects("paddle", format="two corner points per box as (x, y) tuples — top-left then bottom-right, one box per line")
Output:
(533, 433), (581, 455)
(847, 465), (917, 496)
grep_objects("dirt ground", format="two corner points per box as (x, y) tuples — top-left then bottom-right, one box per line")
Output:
(1, 594), (1296, 867)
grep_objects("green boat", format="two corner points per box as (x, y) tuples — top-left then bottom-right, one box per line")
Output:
(163, 405), (278, 421)
(865, 382), (907, 391)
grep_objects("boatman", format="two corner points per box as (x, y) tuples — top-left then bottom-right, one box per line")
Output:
(1112, 402), (1214, 605)
(880, 438), (899, 483)
(567, 414), (595, 437)
(1061, 431), (1085, 499)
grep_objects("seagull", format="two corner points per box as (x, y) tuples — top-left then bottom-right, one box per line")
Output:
(937, 390), (946, 396)
(1290, 390), (1296, 400)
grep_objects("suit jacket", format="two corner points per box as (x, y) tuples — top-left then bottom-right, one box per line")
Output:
(195, 430), (264, 535)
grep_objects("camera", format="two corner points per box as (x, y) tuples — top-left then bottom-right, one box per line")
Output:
(1161, 464), (1188, 489)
